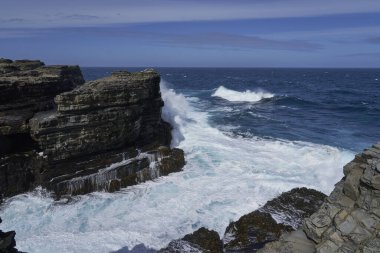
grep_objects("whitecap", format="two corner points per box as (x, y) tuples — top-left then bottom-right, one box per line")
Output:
(211, 86), (274, 102)
(0, 81), (354, 253)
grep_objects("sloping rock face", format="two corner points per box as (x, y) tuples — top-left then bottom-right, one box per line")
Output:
(0, 58), (185, 200)
(259, 143), (380, 253)
(223, 188), (326, 252)
(0, 59), (84, 198)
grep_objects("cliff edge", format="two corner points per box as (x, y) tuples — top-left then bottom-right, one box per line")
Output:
(0, 59), (185, 200)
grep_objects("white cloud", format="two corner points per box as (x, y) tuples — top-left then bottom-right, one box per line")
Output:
(0, 0), (380, 28)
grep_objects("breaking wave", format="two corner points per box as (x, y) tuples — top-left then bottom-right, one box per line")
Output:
(0, 81), (354, 253)
(211, 86), (274, 102)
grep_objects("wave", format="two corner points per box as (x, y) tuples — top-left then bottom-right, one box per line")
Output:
(0, 81), (354, 253)
(211, 86), (274, 102)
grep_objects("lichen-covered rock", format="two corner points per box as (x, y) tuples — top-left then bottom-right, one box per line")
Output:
(159, 227), (223, 253)
(223, 188), (325, 252)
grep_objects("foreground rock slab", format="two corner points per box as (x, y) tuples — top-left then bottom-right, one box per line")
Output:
(260, 142), (380, 253)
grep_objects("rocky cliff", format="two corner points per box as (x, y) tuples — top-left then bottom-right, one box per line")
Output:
(0, 58), (185, 200)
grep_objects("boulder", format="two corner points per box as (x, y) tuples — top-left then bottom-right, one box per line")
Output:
(223, 188), (325, 252)
(0, 217), (23, 253)
(159, 227), (223, 253)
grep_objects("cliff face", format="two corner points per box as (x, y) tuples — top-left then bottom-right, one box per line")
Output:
(260, 143), (380, 253)
(0, 59), (84, 198)
(0, 59), (185, 200)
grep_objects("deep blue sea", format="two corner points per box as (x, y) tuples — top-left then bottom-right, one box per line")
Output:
(1, 68), (379, 253)
(85, 67), (380, 152)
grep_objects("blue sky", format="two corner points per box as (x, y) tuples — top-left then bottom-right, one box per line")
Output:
(0, 0), (380, 67)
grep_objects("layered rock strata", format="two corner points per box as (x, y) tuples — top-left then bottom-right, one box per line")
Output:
(260, 143), (380, 253)
(0, 59), (84, 198)
(0, 58), (185, 200)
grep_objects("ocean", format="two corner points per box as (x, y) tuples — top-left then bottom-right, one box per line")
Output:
(1, 68), (379, 252)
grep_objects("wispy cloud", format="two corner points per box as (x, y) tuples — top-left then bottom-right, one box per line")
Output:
(1, 0), (380, 28)
(344, 52), (380, 58)
(366, 37), (380, 44)
(155, 32), (322, 51)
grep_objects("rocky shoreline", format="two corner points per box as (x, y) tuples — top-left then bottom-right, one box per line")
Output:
(1, 58), (379, 253)
(0, 58), (185, 201)
(160, 143), (380, 253)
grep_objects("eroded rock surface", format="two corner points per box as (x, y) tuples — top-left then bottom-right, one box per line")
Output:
(0, 58), (185, 200)
(223, 188), (326, 252)
(259, 143), (380, 253)
(0, 59), (84, 198)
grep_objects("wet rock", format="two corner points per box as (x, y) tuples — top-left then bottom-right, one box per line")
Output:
(223, 188), (325, 252)
(224, 210), (293, 252)
(0, 151), (46, 199)
(160, 227), (223, 253)
(0, 217), (22, 253)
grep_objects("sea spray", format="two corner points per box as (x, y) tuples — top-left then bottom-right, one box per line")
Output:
(0, 81), (353, 253)
(212, 86), (274, 102)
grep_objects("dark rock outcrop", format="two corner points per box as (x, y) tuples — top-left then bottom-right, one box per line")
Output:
(223, 188), (326, 252)
(0, 58), (185, 200)
(259, 143), (380, 253)
(159, 227), (223, 253)
(0, 59), (84, 199)
(0, 59), (84, 136)
(0, 217), (22, 253)
(160, 188), (325, 253)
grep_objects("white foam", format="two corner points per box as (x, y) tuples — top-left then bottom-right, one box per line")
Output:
(0, 81), (354, 253)
(211, 85), (274, 102)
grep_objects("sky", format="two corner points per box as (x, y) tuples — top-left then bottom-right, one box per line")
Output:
(0, 0), (380, 67)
